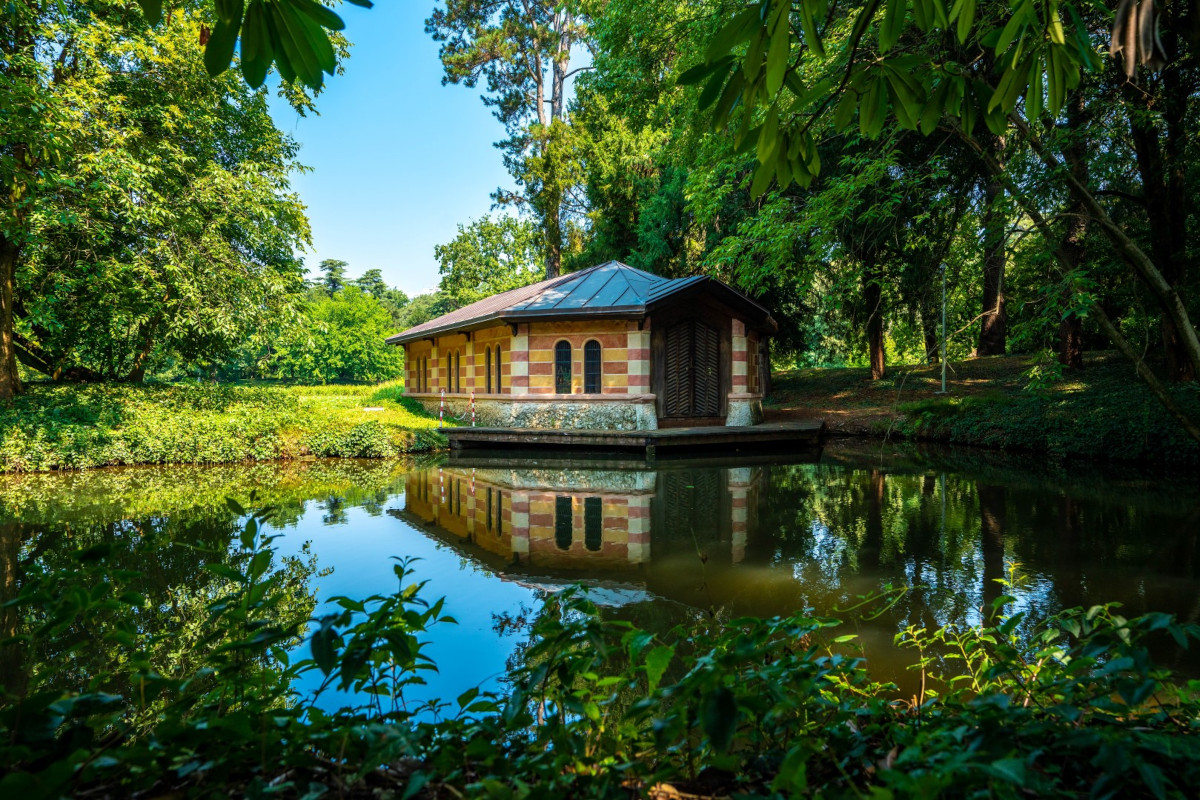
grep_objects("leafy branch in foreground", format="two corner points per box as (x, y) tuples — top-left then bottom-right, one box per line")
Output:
(137, 0), (371, 89)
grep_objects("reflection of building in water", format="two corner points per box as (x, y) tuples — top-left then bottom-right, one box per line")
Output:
(400, 465), (765, 575)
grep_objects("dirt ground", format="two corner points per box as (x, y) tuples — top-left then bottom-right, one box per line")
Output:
(762, 353), (1122, 436)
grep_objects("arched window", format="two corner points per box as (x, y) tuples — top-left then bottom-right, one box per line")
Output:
(485, 347), (493, 393)
(554, 341), (572, 394)
(555, 496), (573, 550)
(584, 497), (602, 551)
(584, 340), (602, 394)
(454, 351), (461, 393)
(494, 345), (503, 393)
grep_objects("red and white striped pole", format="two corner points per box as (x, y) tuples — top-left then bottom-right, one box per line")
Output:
(470, 390), (476, 427)
(439, 388), (445, 428)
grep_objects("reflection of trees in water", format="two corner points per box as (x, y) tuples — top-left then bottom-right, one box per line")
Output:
(0, 459), (420, 714)
(1, 509), (318, 721)
(0, 459), (411, 530)
(750, 461), (1200, 642)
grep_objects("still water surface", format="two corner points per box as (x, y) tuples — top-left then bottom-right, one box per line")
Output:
(3, 442), (1197, 703)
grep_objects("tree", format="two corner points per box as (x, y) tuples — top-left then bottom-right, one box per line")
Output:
(2, 6), (310, 389)
(395, 292), (453, 331)
(434, 216), (544, 308)
(688, 0), (1200, 442)
(318, 259), (349, 295)
(352, 268), (388, 300)
(426, 0), (589, 279)
(272, 287), (404, 382)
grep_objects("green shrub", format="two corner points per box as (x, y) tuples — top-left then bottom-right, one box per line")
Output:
(897, 380), (1200, 465)
(0, 382), (446, 472)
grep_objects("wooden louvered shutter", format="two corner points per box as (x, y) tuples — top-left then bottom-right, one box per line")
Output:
(664, 322), (693, 416)
(694, 321), (720, 415)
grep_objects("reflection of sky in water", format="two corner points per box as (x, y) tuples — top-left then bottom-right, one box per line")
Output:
(270, 499), (539, 712)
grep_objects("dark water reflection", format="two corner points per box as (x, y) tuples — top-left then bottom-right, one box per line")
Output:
(2, 444), (1198, 704)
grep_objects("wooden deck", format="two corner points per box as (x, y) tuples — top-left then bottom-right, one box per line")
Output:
(444, 420), (826, 459)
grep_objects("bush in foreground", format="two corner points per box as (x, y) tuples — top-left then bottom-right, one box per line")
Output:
(1, 507), (1198, 798)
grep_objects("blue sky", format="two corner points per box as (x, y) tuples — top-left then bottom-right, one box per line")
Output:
(268, 2), (512, 297)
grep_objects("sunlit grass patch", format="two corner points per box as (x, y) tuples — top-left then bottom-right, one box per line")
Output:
(0, 381), (446, 472)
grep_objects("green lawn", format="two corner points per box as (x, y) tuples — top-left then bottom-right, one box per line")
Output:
(0, 380), (448, 472)
(767, 352), (1200, 466)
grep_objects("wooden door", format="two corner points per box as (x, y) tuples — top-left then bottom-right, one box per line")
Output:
(664, 320), (720, 417)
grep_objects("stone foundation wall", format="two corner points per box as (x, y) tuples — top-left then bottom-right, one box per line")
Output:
(412, 395), (659, 431)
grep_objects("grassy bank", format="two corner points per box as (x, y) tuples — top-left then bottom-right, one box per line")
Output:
(767, 352), (1200, 466)
(0, 381), (447, 472)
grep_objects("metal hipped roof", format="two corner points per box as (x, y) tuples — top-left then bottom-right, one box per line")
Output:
(386, 261), (776, 345)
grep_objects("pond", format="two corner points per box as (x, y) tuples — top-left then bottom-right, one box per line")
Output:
(2, 442), (1197, 707)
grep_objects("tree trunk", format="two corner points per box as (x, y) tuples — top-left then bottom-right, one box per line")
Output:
(12, 332), (103, 382)
(977, 171), (1008, 356)
(0, 520), (27, 698)
(922, 308), (939, 365)
(863, 262), (885, 380)
(1126, 69), (1193, 380)
(1058, 317), (1084, 370)
(543, 202), (562, 280)
(125, 319), (160, 382)
(978, 483), (1006, 620)
(0, 237), (22, 400)
(863, 470), (885, 566)
(1057, 96), (1089, 370)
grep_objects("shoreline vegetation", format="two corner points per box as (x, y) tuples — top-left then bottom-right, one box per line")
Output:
(767, 353), (1200, 468)
(3, 353), (1200, 473)
(0, 381), (447, 473)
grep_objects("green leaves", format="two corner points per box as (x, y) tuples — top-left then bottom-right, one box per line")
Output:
(138, 0), (164, 26)
(691, 0), (1106, 196)
(140, 0), (351, 88)
(879, 0), (907, 52)
(204, 19), (242, 80)
(950, 0), (975, 43)
(701, 685), (738, 753)
(644, 645), (674, 693)
(215, 0), (244, 25)
(765, 0), (791, 95)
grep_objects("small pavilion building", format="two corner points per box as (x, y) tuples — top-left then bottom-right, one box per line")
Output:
(386, 261), (777, 430)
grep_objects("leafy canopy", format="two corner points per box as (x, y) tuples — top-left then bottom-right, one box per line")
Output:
(683, 0), (1101, 193)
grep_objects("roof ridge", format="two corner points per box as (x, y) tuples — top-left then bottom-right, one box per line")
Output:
(610, 261), (667, 283)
